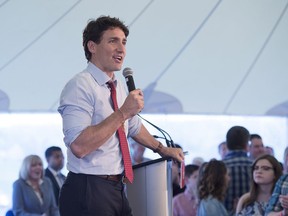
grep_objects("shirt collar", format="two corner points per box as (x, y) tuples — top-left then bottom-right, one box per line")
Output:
(48, 167), (59, 176)
(87, 62), (118, 86)
(224, 150), (248, 159)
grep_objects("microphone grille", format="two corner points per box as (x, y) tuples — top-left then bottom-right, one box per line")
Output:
(122, 67), (133, 77)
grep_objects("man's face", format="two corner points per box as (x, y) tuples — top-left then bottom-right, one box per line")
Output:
(249, 138), (265, 159)
(90, 28), (127, 75)
(47, 150), (64, 171)
(185, 170), (199, 193)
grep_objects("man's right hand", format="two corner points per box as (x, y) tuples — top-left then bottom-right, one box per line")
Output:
(120, 89), (144, 119)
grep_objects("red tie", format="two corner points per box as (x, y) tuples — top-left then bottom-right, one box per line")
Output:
(108, 81), (133, 183)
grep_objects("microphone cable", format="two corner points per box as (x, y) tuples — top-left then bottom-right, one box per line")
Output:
(137, 114), (176, 148)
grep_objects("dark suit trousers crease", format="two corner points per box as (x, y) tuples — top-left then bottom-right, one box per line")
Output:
(59, 172), (133, 216)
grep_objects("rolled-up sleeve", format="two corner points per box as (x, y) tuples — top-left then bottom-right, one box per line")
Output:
(58, 74), (95, 146)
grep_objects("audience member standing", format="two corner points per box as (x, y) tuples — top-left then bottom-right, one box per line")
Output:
(249, 134), (265, 161)
(12, 155), (59, 216)
(173, 164), (199, 216)
(197, 159), (229, 216)
(236, 154), (282, 215)
(218, 141), (228, 160)
(44, 146), (66, 206)
(265, 146), (275, 156)
(223, 126), (252, 215)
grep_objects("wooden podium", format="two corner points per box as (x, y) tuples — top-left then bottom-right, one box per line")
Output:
(126, 157), (173, 216)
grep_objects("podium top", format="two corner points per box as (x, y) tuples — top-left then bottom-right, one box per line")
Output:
(132, 156), (172, 170)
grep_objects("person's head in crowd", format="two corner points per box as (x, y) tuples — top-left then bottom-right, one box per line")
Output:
(45, 146), (64, 172)
(236, 154), (283, 214)
(226, 126), (250, 151)
(265, 146), (275, 156)
(191, 156), (205, 166)
(19, 155), (44, 181)
(250, 154), (282, 198)
(218, 141), (228, 159)
(197, 159), (230, 202)
(249, 134), (265, 160)
(284, 146), (288, 174)
(184, 164), (199, 196)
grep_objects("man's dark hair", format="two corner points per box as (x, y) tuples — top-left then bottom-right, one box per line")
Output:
(250, 134), (262, 140)
(45, 146), (62, 159)
(83, 16), (129, 61)
(226, 126), (250, 150)
(185, 164), (199, 178)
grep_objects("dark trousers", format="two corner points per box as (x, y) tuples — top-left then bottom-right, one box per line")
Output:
(59, 172), (133, 216)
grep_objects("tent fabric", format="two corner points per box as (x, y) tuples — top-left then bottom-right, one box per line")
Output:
(0, 0), (287, 116)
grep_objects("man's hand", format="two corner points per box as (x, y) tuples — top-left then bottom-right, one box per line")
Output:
(159, 146), (184, 162)
(120, 89), (144, 119)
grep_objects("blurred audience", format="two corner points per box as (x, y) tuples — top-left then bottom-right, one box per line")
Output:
(265, 146), (275, 156)
(223, 126), (252, 215)
(236, 154), (283, 215)
(191, 157), (205, 167)
(197, 159), (229, 216)
(218, 141), (228, 160)
(249, 134), (265, 161)
(44, 146), (66, 206)
(12, 155), (59, 216)
(173, 164), (199, 216)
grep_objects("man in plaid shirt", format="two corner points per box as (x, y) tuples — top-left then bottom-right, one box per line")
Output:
(223, 126), (252, 215)
(266, 174), (288, 216)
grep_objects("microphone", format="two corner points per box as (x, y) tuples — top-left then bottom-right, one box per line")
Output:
(122, 67), (136, 92)
(123, 67), (176, 148)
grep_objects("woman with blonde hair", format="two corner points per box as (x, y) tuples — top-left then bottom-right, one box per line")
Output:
(197, 159), (230, 216)
(236, 154), (283, 215)
(12, 155), (59, 216)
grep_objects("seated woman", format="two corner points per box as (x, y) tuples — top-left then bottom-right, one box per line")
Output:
(197, 159), (230, 216)
(236, 154), (283, 215)
(12, 154), (59, 216)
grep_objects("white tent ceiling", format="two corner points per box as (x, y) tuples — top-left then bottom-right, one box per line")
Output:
(0, 0), (288, 116)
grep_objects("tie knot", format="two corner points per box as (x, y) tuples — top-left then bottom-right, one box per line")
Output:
(107, 81), (115, 89)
